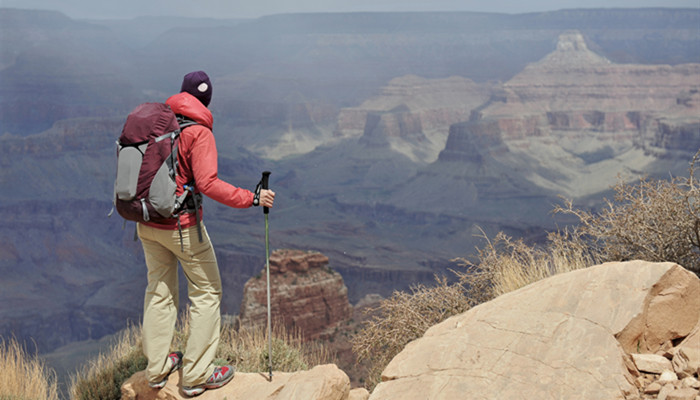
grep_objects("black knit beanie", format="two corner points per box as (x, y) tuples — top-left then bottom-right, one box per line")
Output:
(180, 71), (212, 107)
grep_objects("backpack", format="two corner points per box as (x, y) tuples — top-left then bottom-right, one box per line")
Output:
(113, 102), (200, 226)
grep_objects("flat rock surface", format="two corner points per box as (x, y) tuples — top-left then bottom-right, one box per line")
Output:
(370, 261), (700, 400)
(121, 364), (350, 400)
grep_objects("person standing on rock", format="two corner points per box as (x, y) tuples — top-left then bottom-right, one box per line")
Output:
(137, 70), (275, 396)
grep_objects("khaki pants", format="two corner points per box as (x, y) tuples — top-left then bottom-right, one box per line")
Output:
(137, 222), (221, 387)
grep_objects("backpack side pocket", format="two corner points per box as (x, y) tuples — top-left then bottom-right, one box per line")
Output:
(115, 143), (147, 201)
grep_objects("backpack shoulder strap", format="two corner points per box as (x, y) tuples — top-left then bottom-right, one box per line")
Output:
(153, 114), (200, 143)
(176, 115), (200, 130)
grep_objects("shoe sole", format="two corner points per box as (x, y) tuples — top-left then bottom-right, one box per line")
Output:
(148, 380), (167, 389)
(182, 387), (205, 397)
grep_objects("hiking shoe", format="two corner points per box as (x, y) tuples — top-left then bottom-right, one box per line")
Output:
(182, 365), (235, 397)
(148, 351), (183, 389)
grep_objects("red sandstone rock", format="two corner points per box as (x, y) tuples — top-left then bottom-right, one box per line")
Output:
(269, 249), (330, 274)
(239, 249), (352, 341)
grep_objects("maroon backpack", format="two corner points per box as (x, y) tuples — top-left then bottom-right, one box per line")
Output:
(113, 102), (198, 224)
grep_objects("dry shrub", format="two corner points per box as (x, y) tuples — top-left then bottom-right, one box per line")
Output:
(218, 319), (331, 373)
(69, 324), (145, 400)
(173, 309), (331, 373)
(554, 152), (700, 273)
(351, 277), (470, 390)
(453, 227), (600, 300)
(0, 337), (60, 400)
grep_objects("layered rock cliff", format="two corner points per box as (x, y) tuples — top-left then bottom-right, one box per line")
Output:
(429, 30), (700, 201)
(489, 31), (699, 116)
(334, 75), (493, 162)
(238, 250), (352, 340)
(478, 31), (700, 145)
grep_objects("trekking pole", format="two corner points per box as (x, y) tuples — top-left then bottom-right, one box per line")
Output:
(260, 171), (273, 381)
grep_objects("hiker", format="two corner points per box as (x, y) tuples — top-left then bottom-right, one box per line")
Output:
(137, 71), (275, 396)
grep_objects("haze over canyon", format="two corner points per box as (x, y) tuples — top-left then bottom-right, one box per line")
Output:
(0, 8), (698, 363)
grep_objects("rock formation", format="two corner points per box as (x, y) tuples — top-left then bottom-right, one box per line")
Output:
(334, 75), (493, 162)
(369, 261), (700, 400)
(238, 250), (353, 341)
(490, 30), (698, 117)
(424, 30), (700, 202)
(121, 363), (370, 400)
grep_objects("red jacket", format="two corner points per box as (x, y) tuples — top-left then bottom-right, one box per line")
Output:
(143, 92), (254, 230)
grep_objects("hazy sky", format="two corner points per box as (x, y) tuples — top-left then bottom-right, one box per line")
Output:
(1, 0), (699, 19)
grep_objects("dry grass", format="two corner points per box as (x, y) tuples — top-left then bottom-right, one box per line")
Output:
(69, 324), (146, 400)
(0, 337), (60, 400)
(454, 227), (600, 300)
(173, 309), (331, 373)
(351, 227), (600, 390)
(352, 277), (470, 390)
(218, 320), (331, 373)
(351, 228), (599, 390)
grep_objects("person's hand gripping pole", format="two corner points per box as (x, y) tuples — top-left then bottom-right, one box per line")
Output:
(253, 172), (275, 210)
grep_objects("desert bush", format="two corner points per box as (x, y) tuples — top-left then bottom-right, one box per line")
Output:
(69, 324), (146, 400)
(177, 309), (330, 373)
(554, 153), (699, 273)
(218, 319), (331, 373)
(0, 337), (60, 400)
(351, 277), (470, 390)
(453, 227), (600, 301)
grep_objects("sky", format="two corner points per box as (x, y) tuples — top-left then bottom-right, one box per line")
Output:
(0, 0), (699, 19)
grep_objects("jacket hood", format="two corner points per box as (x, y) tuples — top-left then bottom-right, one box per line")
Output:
(165, 92), (213, 129)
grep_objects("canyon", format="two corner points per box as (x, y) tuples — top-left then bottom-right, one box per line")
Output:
(0, 9), (698, 383)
